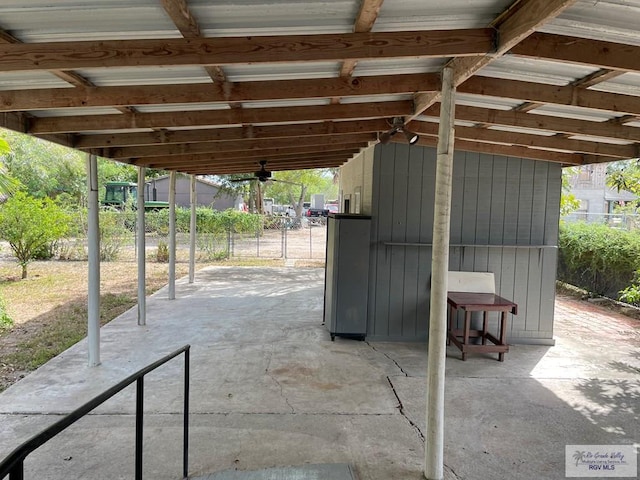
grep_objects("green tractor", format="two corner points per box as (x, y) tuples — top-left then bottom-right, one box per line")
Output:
(102, 181), (169, 210)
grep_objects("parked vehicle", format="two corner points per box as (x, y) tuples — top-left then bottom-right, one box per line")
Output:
(102, 181), (169, 210)
(306, 207), (329, 217)
(325, 204), (339, 214)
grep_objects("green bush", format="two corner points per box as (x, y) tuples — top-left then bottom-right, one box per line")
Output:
(99, 209), (131, 261)
(0, 295), (13, 333)
(0, 192), (71, 278)
(156, 240), (169, 263)
(558, 222), (640, 298)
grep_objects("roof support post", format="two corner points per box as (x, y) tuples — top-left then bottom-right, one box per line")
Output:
(137, 166), (146, 326)
(188, 175), (196, 283)
(86, 152), (101, 367)
(424, 66), (455, 480)
(168, 170), (176, 300)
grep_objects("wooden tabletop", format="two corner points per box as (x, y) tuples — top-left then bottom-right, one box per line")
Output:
(447, 291), (518, 315)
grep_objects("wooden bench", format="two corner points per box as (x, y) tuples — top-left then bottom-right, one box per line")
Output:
(447, 272), (517, 361)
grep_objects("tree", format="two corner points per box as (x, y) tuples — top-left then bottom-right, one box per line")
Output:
(267, 169), (336, 216)
(606, 159), (640, 196)
(560, 167), (581, 216)
(0, 191), (70, 278)
(1, 128), (85, 201)
(0, 134), (19, 196)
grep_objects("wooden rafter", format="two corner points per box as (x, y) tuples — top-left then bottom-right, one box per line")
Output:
(160, 0), (227, 84)
(0, 73), (439, 112)
(0, 29), (495, 72)
(337, 0), (385, 88)
(512, 32), (640, 73)
(105, 134), (375, 159)
(458, 76), (640, 117)
(29, 101), (413, 134)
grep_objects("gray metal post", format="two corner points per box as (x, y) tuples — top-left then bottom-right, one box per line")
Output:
(168, 171), (176, 300)
(188, 175), (196, 283)
(137, 167), (146, 326)
(86, 153), (101, 367)
(424, 66), (455, 480)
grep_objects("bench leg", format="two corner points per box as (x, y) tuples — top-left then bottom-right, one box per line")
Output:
(498, 311), (507, 362)
(482, 311), (488, 345)
(462, 311), (471, 361)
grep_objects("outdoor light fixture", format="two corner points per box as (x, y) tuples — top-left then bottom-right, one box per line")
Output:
(379, 117), (420, 145)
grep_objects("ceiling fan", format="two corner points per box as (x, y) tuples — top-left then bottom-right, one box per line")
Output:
(230, 160), (300, 185)
(230, 160), (273, 183)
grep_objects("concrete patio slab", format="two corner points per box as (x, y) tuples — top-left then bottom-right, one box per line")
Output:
(0, 266), (638, 479)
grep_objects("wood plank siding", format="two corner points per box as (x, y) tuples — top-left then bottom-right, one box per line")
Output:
(366, 144), (561, 344)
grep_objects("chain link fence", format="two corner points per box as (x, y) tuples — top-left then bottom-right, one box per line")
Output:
(60, 210), (328, 263)
(561, 212), (640, 230)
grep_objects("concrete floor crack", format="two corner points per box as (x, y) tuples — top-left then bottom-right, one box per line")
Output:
(385, 376), (424, 442)
(264, 348), (295, 414)
(365, 342), (409, 377)
(444, 463), (463, 480)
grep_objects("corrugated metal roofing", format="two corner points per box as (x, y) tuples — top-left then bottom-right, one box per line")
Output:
(1, 0), (640, 174)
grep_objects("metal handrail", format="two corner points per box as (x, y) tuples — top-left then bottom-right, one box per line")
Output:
(0, 344), (190, 480)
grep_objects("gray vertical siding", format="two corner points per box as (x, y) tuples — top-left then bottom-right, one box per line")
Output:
(367, 145), (561, 344)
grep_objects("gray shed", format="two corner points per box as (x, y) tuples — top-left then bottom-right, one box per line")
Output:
(150, 175), (241, 210)
(340, 143), (561, 346)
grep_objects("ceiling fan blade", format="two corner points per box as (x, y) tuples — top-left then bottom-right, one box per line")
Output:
(229, 177), (255, 182)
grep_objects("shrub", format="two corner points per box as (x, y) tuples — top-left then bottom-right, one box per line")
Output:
(0, 192), (71, 278)
(558, 222), (640, 298)
(156, 240), (169, 263)
(0, 295), (13, 333)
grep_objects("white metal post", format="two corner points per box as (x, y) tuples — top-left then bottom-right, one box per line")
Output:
(188, 175), (196, 283)
(425, 66), (456, 480)
(86, 153), (101, 367)
(137, 167), (146, 326)
(168, 170), (176, 300)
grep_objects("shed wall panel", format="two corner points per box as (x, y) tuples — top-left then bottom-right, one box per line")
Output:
(366, 145), (560, 344)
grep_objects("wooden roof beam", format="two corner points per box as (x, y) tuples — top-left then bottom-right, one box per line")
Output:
(0, 29), (494, 72)
(407, 135), (585, 165)
(167, 159), (349, 175)
(29, 100), (412, 134)
(511, 32), (640, 74)
(335, 0), (385, 101)
(0, 73), (439, 112)
(420, 103), (640, 143)
(74, 119), (389, 149)
(411, 121), (637, 159)
(105, 134), (375, 159)
(130, 149), (362, 167)
(458, 76), (640, 116)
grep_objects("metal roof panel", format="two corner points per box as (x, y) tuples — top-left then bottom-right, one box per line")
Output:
(374, 0), (513, 31)
(542, 0), (640, 46)
(479, 56), (598, 86)
(191, 0), (357, 36)
(0, 1), (179, 42)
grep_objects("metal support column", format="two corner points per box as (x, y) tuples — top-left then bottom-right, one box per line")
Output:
(425, 66), (456, 480)
(188, 175), (196, 283)
(86, 153), (100, 367)
(137, 167), (146, 326)
(168, 171), (176, 300)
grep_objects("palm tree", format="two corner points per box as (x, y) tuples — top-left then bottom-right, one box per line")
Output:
(0, 137), (18, 196)
(573, 450), (586, 467)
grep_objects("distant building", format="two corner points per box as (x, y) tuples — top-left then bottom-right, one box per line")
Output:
(567, 163), (637, 215)
(150, 175), (242, 210)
